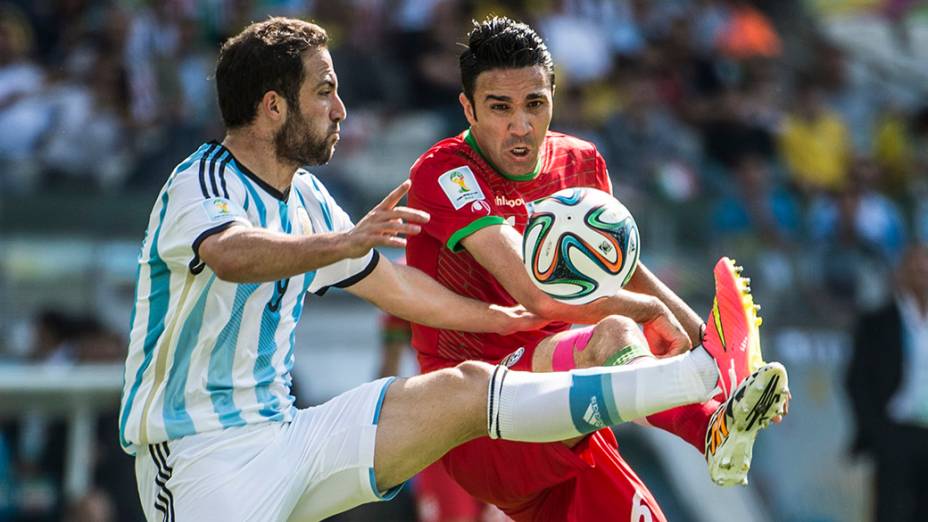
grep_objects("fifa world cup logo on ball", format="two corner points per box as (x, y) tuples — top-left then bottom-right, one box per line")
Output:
(450, 171), (470, 193)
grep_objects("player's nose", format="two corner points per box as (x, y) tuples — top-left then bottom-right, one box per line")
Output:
(332, 92), (347, 122)
(509, 115), (532, 137)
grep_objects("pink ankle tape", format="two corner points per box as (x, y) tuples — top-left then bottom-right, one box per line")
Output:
(551, 327), (596, 371)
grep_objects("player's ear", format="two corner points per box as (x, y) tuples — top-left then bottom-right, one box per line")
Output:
(459, 92), (477, 125)
(262, 90), (286, 123)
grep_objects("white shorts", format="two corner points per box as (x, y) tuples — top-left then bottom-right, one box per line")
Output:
(135, 377), (401, 522)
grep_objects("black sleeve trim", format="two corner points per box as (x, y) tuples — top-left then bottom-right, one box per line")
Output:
(313, 250), (381, 296)
(188, 221), (240, 274)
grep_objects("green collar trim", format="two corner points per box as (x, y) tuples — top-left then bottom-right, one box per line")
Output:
(463, 128), (543, 181)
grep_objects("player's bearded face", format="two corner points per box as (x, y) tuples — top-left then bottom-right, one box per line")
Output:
(274, 49), (344, 167)
(274, 104), (335, 166)
(464, 66), (553, 177)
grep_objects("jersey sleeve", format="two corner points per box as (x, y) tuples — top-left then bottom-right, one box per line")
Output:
(157, 167), (253, 273)
(408, 157), (506, 253)
(302, 175), (380, 295)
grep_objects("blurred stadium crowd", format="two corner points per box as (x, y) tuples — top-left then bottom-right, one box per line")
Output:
(0, 0), (927, 521)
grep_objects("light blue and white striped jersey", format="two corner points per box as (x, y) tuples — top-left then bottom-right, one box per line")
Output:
(119, 142), (377, 454)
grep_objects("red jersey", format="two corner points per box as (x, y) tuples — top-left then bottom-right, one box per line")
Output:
(407, 129), (613, 372)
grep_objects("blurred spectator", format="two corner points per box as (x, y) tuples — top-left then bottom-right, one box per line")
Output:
(701, 84), (776, 172)
(27, 309), (123, 365)
(64, 489), (115, 522)
(2, 308), (127, 521)
(328, 2), (406, 112)
(29, 310), (78, 365)
(713, 155), (801, 246)
(847, 243), (928, 522)
(0, 6), (50, 193)
(37, 45), (131, 191)
(122, 1), (183, 128)
(873, 105), (928, 198)
(539, 2), (616, 83)
(882, 0), (921, 54)
(603, 63), (701, 194)
(806, 159), (905, 313)
(716, 0), (781, 60)
(813, 38), (877, 153)
(778, 76), (852, 194)
(809, 158), (907, 264)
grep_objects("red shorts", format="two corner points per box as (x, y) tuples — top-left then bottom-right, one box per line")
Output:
(441, 430), (664, 521)
(415, 461), (484, 521)
(441, 327), (666, 522)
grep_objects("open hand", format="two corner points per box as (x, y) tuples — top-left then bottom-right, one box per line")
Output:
(343, 180), (429, 257)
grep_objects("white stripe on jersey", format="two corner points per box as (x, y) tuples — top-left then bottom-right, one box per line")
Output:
(119, 142), (377, 454)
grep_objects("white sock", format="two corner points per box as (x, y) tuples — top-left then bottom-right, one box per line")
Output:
(689, 345), (721, 391)
(487, 349), (716, 442)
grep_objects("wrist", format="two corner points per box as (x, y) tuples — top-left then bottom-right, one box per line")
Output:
(631, 295), (665, 323)
(487, 305), (510, 334)
(332, 230), (359, 259)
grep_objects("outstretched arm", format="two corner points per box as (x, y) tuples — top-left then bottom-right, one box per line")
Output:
(198, 181), (427, 283)
(461, 224), (690, 353)
(346, 257), (545, 335)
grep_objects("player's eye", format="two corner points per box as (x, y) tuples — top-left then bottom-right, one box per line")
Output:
(528, 100), (545, 109)
(490, 103), (509, 112)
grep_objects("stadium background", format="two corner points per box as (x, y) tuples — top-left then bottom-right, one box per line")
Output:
(0, 0), (926, 520)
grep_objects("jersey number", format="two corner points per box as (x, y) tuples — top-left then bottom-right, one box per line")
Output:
(630, 491), (654, 522)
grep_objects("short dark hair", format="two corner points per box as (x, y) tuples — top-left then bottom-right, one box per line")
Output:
(460, 17), (555, 105)
(216, 17), (327, 129)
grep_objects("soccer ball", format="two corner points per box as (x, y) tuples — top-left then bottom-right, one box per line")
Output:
(522, 188), (640, 304)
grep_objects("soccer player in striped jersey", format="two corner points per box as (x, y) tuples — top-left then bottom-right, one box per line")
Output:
(119, 17), (786, 522)
(405, 17), (791, 521)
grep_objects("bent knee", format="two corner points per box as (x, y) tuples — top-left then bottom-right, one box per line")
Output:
(426, 362), (494, 403)
(453, 361), (495, 390)
(579, 316), (648, 367)
(448, 361), (496, 438)
(595, 315), (640, 340)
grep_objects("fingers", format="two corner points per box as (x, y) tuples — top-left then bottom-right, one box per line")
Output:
(664, 339), (690, 356)
(389, 206), (430, 224)
(376, 180), (412, 211)
(360, 221), (422, 238)
(378, 236), (408, 248)
(361, 231), (410, 249)
(363, 206), (429, 226)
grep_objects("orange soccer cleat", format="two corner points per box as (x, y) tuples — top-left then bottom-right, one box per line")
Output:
(701, 257), (764, 399)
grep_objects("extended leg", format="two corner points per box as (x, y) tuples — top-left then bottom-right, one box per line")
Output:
(372, 348), (725, 492)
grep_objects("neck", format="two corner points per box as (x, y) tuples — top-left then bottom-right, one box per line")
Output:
(222, 130), (297, 193)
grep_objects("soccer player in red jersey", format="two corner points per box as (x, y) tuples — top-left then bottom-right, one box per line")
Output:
(406, 17), (789, 521)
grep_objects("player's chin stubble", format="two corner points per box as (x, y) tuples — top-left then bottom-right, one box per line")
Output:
(274, 111), (334, 167)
